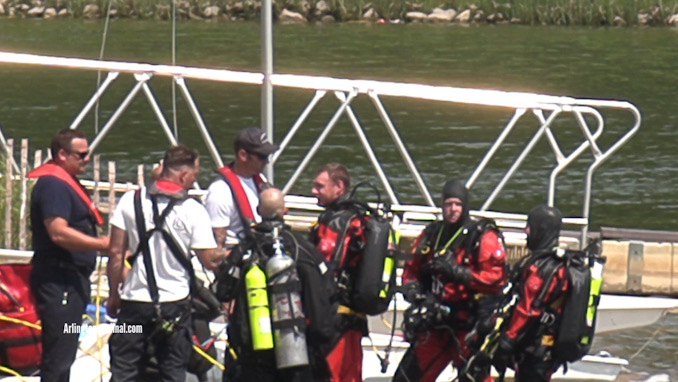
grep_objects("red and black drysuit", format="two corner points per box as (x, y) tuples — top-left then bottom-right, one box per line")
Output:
(394, 181), (506, 382)
(494, 204), (568, 382)
(311, 196), (367, 382)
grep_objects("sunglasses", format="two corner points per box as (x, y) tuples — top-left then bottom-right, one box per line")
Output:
(248, 151), (269, 161)
(70, 151), (89, 160)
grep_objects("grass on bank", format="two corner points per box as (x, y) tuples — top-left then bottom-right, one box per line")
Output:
(3, 0), (678, 25)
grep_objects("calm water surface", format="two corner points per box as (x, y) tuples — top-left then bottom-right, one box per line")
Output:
(1, 20), (677, 230)
(1, 19), (678, 380)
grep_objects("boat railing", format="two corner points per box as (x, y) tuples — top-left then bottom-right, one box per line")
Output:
(0, 51), (640, 248)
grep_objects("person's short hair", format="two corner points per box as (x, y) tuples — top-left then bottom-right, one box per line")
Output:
(316, 163), (351, 190)
(161, 145), (199, 176)
(50, 129), (86, 159)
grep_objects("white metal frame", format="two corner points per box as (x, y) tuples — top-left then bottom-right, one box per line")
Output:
(0, 51), (641, 247)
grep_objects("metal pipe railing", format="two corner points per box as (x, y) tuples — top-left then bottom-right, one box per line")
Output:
(334, 92), (399, 205)
(0, 51), (642, 241)
(282, 90), (358, 195)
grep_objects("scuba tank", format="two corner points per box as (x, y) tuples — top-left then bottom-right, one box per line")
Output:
(265, 227), (309, 369)
(245, 249), (274, 351)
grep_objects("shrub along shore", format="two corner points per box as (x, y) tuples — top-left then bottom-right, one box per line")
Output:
(1, 0), (678, 26)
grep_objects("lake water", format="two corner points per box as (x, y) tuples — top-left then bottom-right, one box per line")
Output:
(1, 19), (677, 380)
(1, 20), (677, 231)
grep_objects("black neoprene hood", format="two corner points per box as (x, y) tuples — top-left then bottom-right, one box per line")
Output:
(441, 179), (470, 226)
(526, 204), (562, 253)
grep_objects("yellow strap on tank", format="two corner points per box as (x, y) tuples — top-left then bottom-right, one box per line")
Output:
(192, 344), (225, 371)
(336, 305), (366, 319)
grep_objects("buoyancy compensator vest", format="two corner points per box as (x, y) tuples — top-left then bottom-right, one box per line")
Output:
(216, 221), (320, 369)
(326, 182), (399, 316)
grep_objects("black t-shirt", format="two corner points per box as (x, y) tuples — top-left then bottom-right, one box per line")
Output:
(30, 176), (98, 271)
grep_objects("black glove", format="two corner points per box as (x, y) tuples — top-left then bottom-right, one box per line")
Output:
(492, 335), (515, 375)
(426, 257), (472, 285)
(401, 281), (423, 303)
(421, 294), (451, 324)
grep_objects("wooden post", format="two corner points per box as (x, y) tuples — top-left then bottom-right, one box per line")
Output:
(5, 139), (13, 248)
(108, 162), (116, 221)
(93, 155), (100, 210)
(19, 139), (28, 250)
(34, 150), (42, 169)
(137, 165), (145, 188)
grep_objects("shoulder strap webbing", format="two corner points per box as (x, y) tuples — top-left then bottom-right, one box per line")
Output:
(130, 189), (184, 313)
(325, 209), (361, 278)
(132, 189), (161, 313)
(531, 255), (565, 311)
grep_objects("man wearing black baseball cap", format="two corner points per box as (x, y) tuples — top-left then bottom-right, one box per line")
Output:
(205, 127), (278, 251)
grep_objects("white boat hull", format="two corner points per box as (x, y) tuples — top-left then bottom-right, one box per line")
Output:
(368, 293), (678, 338)
(362, 335), (628, 381)
(3, 293), (675, 382)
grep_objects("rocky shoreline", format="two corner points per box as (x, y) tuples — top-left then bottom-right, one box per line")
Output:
(1, 0), (678, 26)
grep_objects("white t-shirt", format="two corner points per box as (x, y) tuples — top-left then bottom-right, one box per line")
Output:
(204, 176), (262, 248)
(110, 188), (217, 302)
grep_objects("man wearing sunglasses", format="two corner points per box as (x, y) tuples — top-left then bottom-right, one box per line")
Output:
(28, 129), (110, 382)
(205, 127), (278, 252)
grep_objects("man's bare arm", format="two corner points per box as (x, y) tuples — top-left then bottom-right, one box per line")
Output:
(45, 216), (109, 252)
(106, 226), (128, 317)
(212, 227), (228, 249)
(195, 248), (227, 271)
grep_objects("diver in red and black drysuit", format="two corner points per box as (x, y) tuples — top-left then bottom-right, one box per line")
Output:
(493, 204), (568, 382)
(310, 163), (367, 382)
(394, 180), (506, 382)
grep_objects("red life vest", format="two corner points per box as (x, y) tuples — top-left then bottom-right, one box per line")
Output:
(27, 161), (103, 226)
(215, 166), (267, 228)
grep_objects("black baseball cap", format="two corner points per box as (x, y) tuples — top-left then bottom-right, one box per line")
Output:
(234, 127), (278, 156)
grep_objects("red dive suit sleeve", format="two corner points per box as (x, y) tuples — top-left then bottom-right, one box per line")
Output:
(468, 230), (506, 294)
(504, 264), (568, 341)
(440, 230), (506, 303)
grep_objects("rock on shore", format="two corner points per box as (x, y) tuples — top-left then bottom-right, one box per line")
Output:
(0, 0), (677, 27)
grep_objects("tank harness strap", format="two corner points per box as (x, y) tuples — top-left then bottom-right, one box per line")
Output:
(131, 189), (163, 316)
(272, 318), (307, 331)
(328, 210), (360, 274)
(530, 256), (563, 311)
(336, 304), (367, 320)
(268, 280), (302, 294)
(130, 189), (198, 317)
